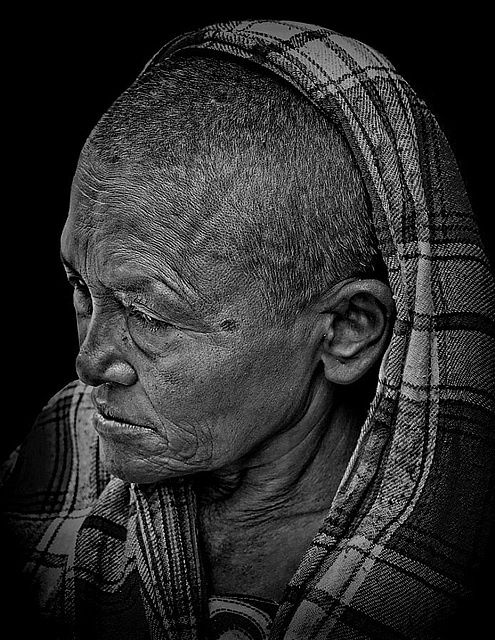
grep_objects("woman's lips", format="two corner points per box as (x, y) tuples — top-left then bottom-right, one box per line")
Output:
(91, 388), (152, 431)
(91, 390), (155, 433)
(92, 411), (154, 434)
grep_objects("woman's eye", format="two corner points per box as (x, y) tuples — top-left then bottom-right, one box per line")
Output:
(67, 275), (87, 292)
(127, 305), (170, 334)
(68, 277), (92, 315)
(73, 279), (87, 293)
(125, 302), (178, 354)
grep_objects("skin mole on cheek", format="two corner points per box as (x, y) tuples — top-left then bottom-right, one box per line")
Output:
(219, 318), (239, 332)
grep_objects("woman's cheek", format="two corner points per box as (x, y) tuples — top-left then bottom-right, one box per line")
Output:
(145, 346), (238, 417)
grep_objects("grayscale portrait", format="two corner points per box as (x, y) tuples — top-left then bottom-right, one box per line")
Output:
(2, 13), (493, 640)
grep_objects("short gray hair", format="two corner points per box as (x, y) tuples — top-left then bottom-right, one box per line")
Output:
(86, 53), (382, 318)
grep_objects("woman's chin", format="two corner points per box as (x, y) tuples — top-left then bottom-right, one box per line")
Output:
(99, 439), (199, 485)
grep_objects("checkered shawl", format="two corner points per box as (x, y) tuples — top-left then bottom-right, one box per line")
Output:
(2, 20), (494, 640)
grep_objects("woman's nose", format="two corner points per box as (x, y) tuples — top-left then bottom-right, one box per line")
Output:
(75, 314), (137, 387)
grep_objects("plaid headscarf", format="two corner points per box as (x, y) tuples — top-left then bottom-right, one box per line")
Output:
(2, 20), (494, 639)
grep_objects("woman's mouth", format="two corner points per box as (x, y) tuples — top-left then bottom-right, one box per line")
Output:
(92, 410), (154, 434)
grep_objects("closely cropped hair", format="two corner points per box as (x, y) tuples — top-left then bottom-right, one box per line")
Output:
(87, 53), (382, 318)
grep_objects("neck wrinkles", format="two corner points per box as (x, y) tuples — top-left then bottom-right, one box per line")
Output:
(195, 376), (363, 526)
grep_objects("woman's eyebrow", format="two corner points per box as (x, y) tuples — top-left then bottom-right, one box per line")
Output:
(111, 266), (194, 302)
(114, 278), (186, 307)
(60, 250), (188, 298)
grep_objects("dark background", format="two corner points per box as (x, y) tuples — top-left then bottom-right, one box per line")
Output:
(7, 8), (492, 460)
(4, 6), (493, 636)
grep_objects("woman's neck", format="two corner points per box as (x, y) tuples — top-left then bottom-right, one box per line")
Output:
(195, 378), (362, 525)
(195, 378), (364, 600)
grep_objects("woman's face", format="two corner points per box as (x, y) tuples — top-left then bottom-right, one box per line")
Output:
(60, 157), (320, 484)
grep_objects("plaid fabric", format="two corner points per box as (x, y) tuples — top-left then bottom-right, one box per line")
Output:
(1, 381), (206, 639)
(2, 20), (494, 639)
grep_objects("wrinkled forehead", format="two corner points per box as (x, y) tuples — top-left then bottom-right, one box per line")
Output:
(69, 149), (190, 228)
(61, 148), (257, 314)
(65, 146), (238, 257)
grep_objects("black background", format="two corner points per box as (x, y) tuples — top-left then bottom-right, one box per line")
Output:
(4, 6), (493, 636)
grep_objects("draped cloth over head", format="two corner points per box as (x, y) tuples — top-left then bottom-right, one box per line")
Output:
(1, 20), (494, 640)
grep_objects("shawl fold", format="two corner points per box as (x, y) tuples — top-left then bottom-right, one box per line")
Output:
(2, 20), (494, 640)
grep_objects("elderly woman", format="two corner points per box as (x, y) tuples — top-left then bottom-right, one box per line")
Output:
(1, 19), (494, 640)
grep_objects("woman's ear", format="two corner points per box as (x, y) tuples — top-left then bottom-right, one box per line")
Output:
(317, 278), (394, 385)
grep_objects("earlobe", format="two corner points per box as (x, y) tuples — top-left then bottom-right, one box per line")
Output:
(318, 279), (394, 385)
